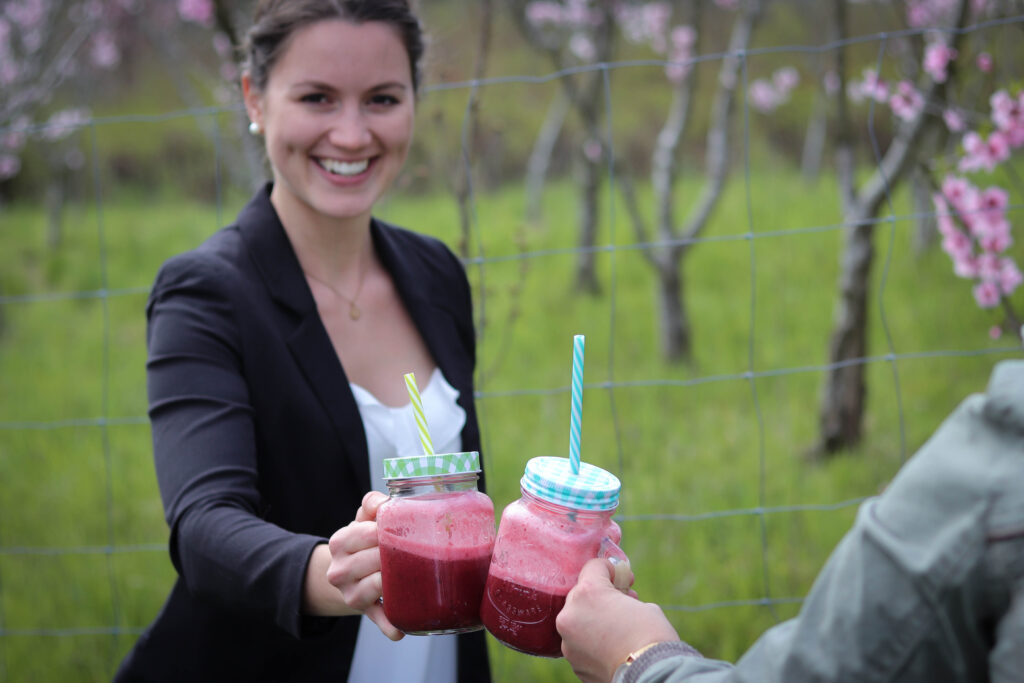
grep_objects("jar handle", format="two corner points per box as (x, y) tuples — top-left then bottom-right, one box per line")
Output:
(598, 536), (633, 591)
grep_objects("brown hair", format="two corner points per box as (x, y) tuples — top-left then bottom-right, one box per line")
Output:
(242, 0), (425, 93)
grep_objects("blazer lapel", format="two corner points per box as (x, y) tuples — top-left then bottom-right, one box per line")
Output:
(237, 188), (371, 491)
(370, 220), (468, 422)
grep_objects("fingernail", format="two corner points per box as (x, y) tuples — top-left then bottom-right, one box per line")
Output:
(608, 556), (622, 565)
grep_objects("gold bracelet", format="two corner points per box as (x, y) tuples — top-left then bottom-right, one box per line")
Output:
(611, 642), (661, 683)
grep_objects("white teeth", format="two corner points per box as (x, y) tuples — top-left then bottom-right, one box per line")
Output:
(319, 158), (368, 176)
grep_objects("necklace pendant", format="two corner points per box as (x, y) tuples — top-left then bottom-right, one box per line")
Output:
(349, 302), (361, 321)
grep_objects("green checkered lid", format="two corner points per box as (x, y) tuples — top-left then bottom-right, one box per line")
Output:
(383, 451), (481, 480)
(521, 456), (620, 511)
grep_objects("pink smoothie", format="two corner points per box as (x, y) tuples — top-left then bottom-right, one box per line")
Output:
(378, 489), (495, 634)
(480, 499), (609, 656)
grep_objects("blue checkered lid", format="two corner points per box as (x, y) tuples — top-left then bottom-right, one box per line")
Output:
(521, 456), (620, 511)
(383, 451), (481, 480)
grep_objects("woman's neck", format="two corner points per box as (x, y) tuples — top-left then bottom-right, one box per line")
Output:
(270, 183), (374, 286)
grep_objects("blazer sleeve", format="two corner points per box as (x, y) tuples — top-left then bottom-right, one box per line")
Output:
(146, 250), (325, 639)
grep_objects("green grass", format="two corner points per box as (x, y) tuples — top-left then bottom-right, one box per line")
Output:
(0, 167), (1020, 682)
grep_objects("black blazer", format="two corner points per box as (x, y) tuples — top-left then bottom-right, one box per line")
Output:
(115, 186), (491, 682)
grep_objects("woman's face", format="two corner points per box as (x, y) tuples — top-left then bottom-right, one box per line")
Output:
(244, 19), (415, 225)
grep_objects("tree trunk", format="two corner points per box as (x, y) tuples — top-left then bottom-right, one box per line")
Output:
(912, 165), (937, 254)
(575, 152), (601, 293)
(46, 174), (65, 250)
(657, 260), (690, 361)
(801, 92), (828, 181)
(525, 90), (570, 225)
(455, 0), (494, 259)
(814, 0), (969, 456)
(819, 215), (872, 452)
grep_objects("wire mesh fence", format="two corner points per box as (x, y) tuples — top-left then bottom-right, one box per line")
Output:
(1, 7), (1022, 681)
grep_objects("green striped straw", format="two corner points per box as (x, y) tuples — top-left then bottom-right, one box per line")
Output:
(404, 372), (434, 455)
(569, 334), (584, 475)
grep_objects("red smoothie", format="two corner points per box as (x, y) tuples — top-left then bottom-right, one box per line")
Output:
(380, 544), (492, 633)
(378, 488), (495, 634)
(479, 574), (567, 657)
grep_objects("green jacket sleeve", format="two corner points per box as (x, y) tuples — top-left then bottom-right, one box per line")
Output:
(634, 360), (1024, 683)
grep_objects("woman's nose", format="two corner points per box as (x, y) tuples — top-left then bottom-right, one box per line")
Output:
(328, 108), (372, 148)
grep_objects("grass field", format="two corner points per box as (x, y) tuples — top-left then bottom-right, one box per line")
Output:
(0, 168), (1020, 682)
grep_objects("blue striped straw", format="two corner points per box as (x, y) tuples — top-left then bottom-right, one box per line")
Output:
(569, 334), (584, 474)
(404, 372), (434, 455)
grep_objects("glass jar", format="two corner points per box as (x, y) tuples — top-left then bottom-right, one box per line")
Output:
(377, 452), (495, 635)
(480, 456), (624, 657)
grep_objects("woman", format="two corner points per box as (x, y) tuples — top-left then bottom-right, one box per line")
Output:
(114, 1), (491, 680)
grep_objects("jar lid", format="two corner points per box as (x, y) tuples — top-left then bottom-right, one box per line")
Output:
(383, 451), (481, 480)
(520, 456), (620, 511)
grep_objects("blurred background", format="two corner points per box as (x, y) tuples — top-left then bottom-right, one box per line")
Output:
(1, 0), (1022, 680)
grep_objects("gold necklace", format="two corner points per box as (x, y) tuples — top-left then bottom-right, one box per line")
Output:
(305, 270), (366, 321)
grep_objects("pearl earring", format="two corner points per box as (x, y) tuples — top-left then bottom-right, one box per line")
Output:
(248, 121), (261, 136)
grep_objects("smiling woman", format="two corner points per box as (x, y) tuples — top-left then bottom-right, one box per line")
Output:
(112, 1), (491, 682)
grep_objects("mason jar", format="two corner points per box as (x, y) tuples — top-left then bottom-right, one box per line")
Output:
(480, 456), (623, 656)
(377, 452), (495, 635)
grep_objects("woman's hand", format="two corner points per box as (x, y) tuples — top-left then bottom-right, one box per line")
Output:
(557, 558), (679, 683)
(324, 491), (403, 640)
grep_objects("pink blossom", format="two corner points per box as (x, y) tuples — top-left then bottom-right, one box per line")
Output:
(773, 67), (799, 92)
(40, 108), (89, 141)
(953, 254), (979, 279)
(976, 52), (993, 72)
(220, 62), (238, 82)
(663, 26), (696, 82)
(942, 229), (973, 262)
(990, 90), (1024, 147)
(583, 138), (603, 162)
(749, 80), (781, 113)
(0, 59), (18, 86)
(923, 42), (957, 83)
(979, 223), (1012, 254)
(989, 325), (1002, 340)
(977, 186), (1008, 223)
(569, 33), (595, 61)
(959, 131), (1011, 173)
(991, 91), (1022, 129)
(823, 70), (840, 95)
(849, 68), (888, 104)
(973, 280), (1001, 308)
(977, 253), (1002, 280)
(0, 154), (21, 179)
(563, 0), (600, 27)
(212, 32), (233, 58)
(906, 0), (959, 28)
(890, 81), (924, 122)
(177, 0), (213, 25)
(5, 0), (46, 30)
(526, 1), (563, 25)
(942, 174), (978, 214)
(671, 25), (696, 50)
(999, 260), (1024, 295)
(943, 108), (966, 133)
(90, 31), (120, 68)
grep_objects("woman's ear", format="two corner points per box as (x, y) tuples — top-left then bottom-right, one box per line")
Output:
(241, 73), (263, 130)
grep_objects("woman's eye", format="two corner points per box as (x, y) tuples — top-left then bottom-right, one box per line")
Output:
(369, 94), (400, 107)
(300, 93), (329, 104)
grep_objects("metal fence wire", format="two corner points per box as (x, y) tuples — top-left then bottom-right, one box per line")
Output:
(0, 9), (1022, 681)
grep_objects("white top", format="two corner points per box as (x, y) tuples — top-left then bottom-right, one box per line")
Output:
(345, 367), (464, 683)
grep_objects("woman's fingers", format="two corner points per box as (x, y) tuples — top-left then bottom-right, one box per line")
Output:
(326, 518), (385, 612)
(356, 491), (388, 522)
(364, 600), (405, 641)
